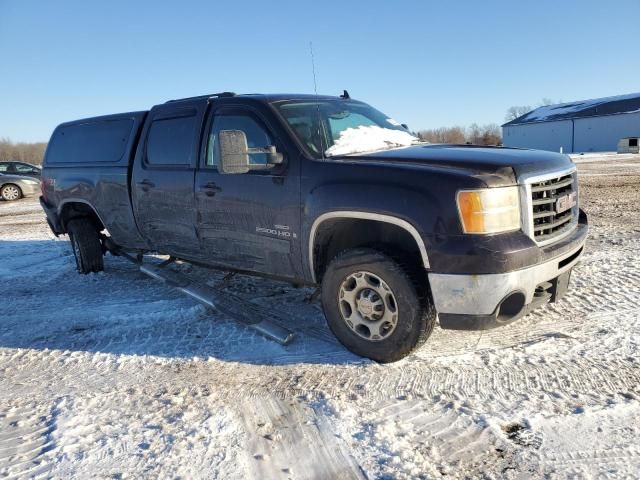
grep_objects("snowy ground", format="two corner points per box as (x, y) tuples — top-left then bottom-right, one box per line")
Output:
(1, 154), (640, 479)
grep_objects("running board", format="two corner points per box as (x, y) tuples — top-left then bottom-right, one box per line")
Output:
(139, 264), (295, 346)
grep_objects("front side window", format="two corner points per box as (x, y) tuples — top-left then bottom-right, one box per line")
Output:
(273, 99), (419, 158)
(146, 114), (197, 166)
(206, 114), (273, 168)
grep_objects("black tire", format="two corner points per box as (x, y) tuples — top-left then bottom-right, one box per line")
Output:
(321, 248), (436, 363)
(67, 218), (104, 274)
(1, 183), (23, 201)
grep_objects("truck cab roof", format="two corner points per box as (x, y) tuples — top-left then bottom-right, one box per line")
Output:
(163, 92), (352, 105)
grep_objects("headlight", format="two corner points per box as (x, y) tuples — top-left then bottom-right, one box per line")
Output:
(456, 186), (521, 234)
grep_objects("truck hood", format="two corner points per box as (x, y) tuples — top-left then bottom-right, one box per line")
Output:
(337, 144), (574, 185)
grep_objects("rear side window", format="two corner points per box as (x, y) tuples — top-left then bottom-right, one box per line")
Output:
(47, 119), (134, 164)
(16, 164), (38, 173)
(0, 163), (9, 172)
(146, 114), (197, 166)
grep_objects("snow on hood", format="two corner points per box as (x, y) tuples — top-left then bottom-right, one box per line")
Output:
(325, 125), (422, 157)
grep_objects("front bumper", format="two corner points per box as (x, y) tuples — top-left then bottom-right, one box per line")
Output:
(20, 182), (40, 197)
(430, 220), (588, 330)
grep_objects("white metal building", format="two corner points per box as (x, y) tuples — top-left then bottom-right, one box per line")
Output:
(502, 92), (640, 153)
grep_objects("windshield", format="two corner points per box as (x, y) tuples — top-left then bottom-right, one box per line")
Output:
(273, 99), (420, 158)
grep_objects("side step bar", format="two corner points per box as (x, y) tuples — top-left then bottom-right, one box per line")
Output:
(139, 263), (295, 346)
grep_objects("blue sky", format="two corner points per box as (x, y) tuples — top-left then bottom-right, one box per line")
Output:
(1, 0), (639, 142)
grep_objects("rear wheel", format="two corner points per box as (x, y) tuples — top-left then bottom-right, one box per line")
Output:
(1, 184), (22, 201)
(67, 218), (104, 274)
(321, 248), (436, 363)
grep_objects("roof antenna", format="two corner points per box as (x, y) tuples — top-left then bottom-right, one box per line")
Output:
(340, 90), (350, 99)
(309, 41), (326, 159)
(310, 41), (319, 98)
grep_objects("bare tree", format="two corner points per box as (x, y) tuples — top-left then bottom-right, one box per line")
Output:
(417, 124), (502, 146)
(505, 98), (564, 122)
(504, 105), (532, 122)
(480, 124), (501, 146)
(0, 138), (48, 165)
(467, 123), (482, 144)
(539, 98), (564, 107)
(417, 126), (466, 144)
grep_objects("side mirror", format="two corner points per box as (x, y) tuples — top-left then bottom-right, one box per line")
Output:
(219, 129), (283, 174)
(219, 130), (250, 174)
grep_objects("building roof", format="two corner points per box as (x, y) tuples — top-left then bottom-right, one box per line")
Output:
(503, 92), (640, 126)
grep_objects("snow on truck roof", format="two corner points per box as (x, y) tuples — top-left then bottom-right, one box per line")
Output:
(503, 92), (640, 126)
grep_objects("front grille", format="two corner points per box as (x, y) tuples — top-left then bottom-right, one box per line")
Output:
(529, 172), (578, 243)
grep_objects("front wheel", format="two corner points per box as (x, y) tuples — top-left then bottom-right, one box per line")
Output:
(1, 184), (22, 201)
(321, 248), (436, 363)
(67, 218), (104, 274)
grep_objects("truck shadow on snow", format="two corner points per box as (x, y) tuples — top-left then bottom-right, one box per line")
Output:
(0, 240), (363, 366)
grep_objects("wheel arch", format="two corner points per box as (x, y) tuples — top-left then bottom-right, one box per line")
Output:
(309, 211), (430, 283)
(58, 199), (106, 233)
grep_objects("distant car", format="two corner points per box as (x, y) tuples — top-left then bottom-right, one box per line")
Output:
(0, 173), (41, 201)
(0, 161), (42, 178)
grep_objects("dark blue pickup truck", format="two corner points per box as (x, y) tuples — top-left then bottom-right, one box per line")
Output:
(40, 92), (588, 362)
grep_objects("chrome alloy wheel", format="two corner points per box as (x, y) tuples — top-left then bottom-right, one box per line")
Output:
(1, 185), (20, 201)
(337, 271), (398, 342)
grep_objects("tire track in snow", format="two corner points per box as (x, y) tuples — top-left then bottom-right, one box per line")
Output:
(523, 402), (640, 477)
(1, 348), (638, 405)
(539, 449), (640, 467)
(421, 306), (640, 359)
(0, 401), (58, 479)
(43, 390), (248, 479)
(329, 400), (513, 478)
(240, 397), (365, 479)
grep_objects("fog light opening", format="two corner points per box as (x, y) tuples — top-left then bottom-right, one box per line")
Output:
(497, 292), (526, 323)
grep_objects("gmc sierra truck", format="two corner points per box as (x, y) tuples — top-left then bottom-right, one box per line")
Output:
(40, 92), (588, 362)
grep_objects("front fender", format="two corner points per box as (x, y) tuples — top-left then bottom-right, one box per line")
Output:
(303, 182), (442, 282)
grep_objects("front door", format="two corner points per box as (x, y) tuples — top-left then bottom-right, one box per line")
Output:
(194, 105), (302, 279)
(132, 103), (204, 257)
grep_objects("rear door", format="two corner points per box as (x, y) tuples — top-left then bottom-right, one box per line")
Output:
(194, 104), (302, 279)
(132, 102), (205, 257)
